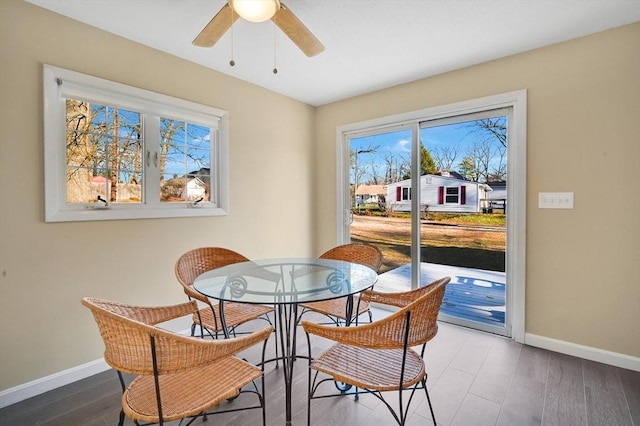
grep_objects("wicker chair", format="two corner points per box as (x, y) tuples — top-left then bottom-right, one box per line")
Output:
(82, 297), (272, 426)
(298, 243), (383, 326)
(175, 247), (274, 339)
(301, 276), (451, 426)
(359, 275), (451, 309)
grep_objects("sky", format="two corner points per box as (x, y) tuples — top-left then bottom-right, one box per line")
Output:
(350, 116), (507, 185)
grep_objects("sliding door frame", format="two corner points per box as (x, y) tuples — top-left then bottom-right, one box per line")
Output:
(336, 90), (527, 342)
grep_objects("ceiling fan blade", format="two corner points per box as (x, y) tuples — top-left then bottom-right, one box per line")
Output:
(193, 3), (239, 47)
(272, 2), (324, 57)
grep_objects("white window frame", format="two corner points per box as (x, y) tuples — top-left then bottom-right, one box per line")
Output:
(43, 64), (229, 222)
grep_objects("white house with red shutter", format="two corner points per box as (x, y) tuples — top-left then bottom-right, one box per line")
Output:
(385, 172), (493, 213)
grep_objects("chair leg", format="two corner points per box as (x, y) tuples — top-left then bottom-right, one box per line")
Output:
(306, 335), (313, 426)
(116, 371), (127, 426)
(422, 377), (436, 426)
(307, 376), (312, 426)
(273, 322), (279, 369)
(262, 377), (267, 426)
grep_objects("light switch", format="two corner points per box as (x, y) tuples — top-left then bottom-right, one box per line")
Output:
(538, 192), (574, 209)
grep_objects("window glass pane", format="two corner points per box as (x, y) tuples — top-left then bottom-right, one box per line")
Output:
(402, 187), (411, 200)
(445, 187), (459, 203)
(160, 119), (211, 203)
(65, 100), (142, 204)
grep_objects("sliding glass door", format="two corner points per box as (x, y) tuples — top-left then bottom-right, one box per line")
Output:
(337, 90), (527, 340)
(419, 110), (509, 335)
(346, 126), (421, 286)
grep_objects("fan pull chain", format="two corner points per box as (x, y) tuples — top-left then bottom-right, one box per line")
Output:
(273, 23), (278, 74)
(229, 7), (236, 67)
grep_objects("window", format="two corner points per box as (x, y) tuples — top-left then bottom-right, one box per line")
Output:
(44, 65), (228, 222)
(402, 187), (411, 201)
(437, 186), (467, 205)
(394, 186), (412, 201)
(445, 187), (459, 203)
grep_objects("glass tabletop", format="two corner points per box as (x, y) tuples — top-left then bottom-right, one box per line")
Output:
(193, 258), (378, 305)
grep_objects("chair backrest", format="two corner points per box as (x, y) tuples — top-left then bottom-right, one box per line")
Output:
(368, 277), (449, 349)
(319, 243), (384, 273)
(361, 276), (451, 309)
(175, 247), (250, 302)
(81, 297), (199, 375)
(403, 277), (449, 346)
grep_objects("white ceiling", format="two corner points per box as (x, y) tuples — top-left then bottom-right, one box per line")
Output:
(26, 0), (640, 106)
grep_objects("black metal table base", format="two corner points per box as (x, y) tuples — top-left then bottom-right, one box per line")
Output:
(276, 302), (298, 426)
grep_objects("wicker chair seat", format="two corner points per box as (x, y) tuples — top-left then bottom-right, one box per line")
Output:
(311, 344), (425, 391)
(124, 356), (262, 423)
(194, 302), (273, 333)
(299, 297), (370, 322)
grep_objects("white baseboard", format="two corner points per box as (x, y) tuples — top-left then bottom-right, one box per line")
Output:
(0, 326), (194, 410)
(525, 333), (640, 372)
(0, 358), (110, 409)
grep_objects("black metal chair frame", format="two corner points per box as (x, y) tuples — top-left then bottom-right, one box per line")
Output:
(302, 277), (452, 426)
(304, 310), (435, 426)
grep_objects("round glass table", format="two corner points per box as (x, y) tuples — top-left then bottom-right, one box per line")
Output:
(194, 258), (378, 426)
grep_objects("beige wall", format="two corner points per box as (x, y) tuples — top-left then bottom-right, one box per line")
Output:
(0, 0), (316, 390)
(1, 0), (638, 394)
(315, 24), (640, 358)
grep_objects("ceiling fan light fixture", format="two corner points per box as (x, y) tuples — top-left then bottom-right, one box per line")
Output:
(230, 0), (280, 23)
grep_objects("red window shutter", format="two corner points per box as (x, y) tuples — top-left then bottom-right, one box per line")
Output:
(396, 186), (401, 201)
(460, 186), (466, 204)
(438, 186), (444, 204)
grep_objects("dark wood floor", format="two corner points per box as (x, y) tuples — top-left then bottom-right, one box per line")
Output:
(1, 309), (638, 426)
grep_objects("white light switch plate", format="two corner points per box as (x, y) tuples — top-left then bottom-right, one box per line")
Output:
(538, 192), (574, 209)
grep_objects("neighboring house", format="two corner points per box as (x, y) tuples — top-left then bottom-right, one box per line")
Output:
(355, 184), (386, 206)
(486, 181), (507, 212)
(386, 172), (493, 213)
(486, 181), (506, 200)
(161, 176), (207, 201)
(184, 176), (207, 200)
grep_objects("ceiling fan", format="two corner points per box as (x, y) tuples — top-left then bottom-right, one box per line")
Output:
(193, 0), (324, 57)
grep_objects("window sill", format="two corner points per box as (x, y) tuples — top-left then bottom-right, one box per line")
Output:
(45, 205), (228, 223)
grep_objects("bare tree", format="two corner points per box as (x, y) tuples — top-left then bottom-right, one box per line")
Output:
(369, 162), (383, 184)
(489, 145), (507, 181)
(397, 154), (411, 180)
(457, 117), (508, 182)
(475, 140), (493, 182)
(467, 118), (507, 148)
(459, 139), (501, 182)
(351, 144), (378, 206)
(382, 152), (407, 183)
(432, 145), (459, 171)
